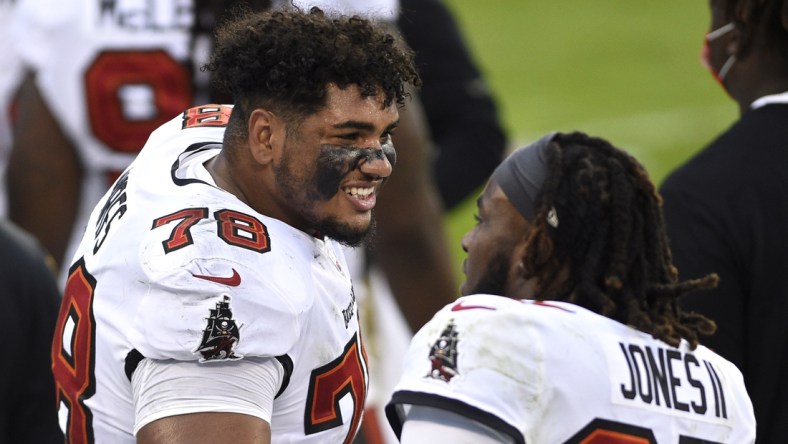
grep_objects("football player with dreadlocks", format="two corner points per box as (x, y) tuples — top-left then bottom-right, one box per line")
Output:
(386, 132), (756, 443)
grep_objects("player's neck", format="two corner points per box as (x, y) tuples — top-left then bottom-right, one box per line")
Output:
(204, 153), (251, 206)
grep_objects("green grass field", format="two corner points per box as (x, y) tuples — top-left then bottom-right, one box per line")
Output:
(439, 0), (739, 277)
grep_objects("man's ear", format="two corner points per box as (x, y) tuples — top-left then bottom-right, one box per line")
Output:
(247, 108), (279, 165)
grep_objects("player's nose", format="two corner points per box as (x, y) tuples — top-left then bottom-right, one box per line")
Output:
(358, 144), (393, 179)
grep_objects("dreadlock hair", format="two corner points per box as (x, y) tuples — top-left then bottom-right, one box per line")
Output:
(522, 132), (718, 349)
(720, 0), (788, 58)
(202, 6), (420, 143)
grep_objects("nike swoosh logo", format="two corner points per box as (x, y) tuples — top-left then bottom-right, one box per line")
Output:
(451, 300), (496, 312)
(191, 269), (241, 287)
(532, 300), (574, 313)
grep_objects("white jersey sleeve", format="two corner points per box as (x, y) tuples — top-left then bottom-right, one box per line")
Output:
(400, 405), (515, 444)
(132, 356), (283, 434)
(129, 255), (302, 362)
(386, 295), (757, 444)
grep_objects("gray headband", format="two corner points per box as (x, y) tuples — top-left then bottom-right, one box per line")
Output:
(491, 132), (557, 223)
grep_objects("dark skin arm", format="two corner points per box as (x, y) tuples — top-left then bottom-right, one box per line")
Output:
(7, 73), (82, 270)
(372, 86), (458, 331)
(137, 412), (271, 444)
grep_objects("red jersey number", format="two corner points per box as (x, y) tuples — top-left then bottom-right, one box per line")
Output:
(85, 50), (192, 153)
(182, 105), (232, 129)
(304, 334), (368, 444)
(51, 259), (98, 444)
(565, 418), (724, 444)
(152, 208), (271, 254)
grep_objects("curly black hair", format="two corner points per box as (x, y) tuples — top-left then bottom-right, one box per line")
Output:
(719, 0), (788, 57)
(203, 6), (420, 134)
(523, 132), (718, 349)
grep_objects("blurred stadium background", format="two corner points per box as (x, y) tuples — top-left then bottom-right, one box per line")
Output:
(440, 0), (737, 278)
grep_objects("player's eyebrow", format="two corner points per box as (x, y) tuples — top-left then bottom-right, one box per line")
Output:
(333, 120), (400, 133)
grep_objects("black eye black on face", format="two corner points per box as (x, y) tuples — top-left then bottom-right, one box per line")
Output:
(312, 144), (388, 200)
(382, 141), (396, 167)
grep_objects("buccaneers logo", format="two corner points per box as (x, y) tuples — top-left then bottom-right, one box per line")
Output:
(427, 320), (460, 382)
(194, 295), (243, 362)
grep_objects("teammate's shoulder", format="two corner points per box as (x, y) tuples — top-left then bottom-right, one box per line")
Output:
(144, 105), (232, 148)
(444, 294), (584, 317)
(434, 295), (622, 344)
(129, 252), (305, 361)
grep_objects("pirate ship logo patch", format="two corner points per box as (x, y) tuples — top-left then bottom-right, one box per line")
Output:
(194, 295), (244, 363)
(427, 320), (460, 382)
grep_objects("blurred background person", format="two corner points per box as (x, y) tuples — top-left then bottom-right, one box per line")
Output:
(8, 0), (202, 279)
(397, 0), (507, 211)
(6, 0), (271, 280)
(0, 219), (62, 443)
(659, 0), (788, 441)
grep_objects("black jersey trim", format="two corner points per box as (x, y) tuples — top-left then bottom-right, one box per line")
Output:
(124, 349), (146, 381)
(171, 142), (222, 187)
(385, 389), (524, 444)
(274, 355), (294, 398)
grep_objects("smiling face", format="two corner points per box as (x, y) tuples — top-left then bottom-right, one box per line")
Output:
(270, 83), (399, 246)
(460, 179), (532, 296)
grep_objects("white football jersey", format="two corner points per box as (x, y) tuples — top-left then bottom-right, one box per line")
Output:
(51, 105), (369, 443)
(12, 0), (196, 273)
(387, 295), (756, 443)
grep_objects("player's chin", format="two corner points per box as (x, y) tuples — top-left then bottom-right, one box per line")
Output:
(322, 217), (376, 248)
